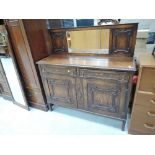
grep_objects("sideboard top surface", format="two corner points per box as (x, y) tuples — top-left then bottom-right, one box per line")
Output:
(37, 54), (136, 71)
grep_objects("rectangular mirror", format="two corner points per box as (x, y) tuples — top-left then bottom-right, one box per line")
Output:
(1, 57), (29, 109)
(66, 29), (110, 54)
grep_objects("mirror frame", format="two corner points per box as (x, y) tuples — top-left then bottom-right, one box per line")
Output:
(2, 23), (29, 110)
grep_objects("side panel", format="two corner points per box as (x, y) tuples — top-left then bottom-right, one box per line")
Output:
(6, 19), (48, 110)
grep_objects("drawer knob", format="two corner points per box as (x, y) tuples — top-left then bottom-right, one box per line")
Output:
(150, 99), (155, 104)
(144, 123), (155, 130)
(67, 70), (70, 73)
(147, 111), (155, 117)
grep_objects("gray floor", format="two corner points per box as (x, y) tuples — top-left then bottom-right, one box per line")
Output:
(0, 97), (130, 135)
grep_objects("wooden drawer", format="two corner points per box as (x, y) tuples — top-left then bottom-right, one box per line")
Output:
(139, 67), (155, 93)
(79, 68), (130, 81)
(135, 92), (155, 108)
(41, 65), (76, 77)
(130, 105), (155, 134)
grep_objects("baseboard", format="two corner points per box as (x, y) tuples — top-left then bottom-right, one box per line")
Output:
(2, 95), (13, 101)
(128, 129), (150, 135)
(13, 101), (30, 110)
(29, 102), (49, 111)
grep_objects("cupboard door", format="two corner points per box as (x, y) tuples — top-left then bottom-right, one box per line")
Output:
(81, 69), (130, 119)
(111, 27), (137, 56)
(42, 73), (77, 108)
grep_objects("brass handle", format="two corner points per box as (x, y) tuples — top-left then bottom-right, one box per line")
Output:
(147, 111), (155, 117)
(144, 123), (155, 130)
(66, 32), (71, 47)
(66, 31), (70, 38)
(69, 40), (71, 47)
(150, 99), (155, 104)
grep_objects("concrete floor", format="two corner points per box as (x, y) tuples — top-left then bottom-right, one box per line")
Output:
(0, 97), (130, 135)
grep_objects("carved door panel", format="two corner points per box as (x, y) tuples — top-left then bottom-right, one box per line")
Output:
(43, 74), (77, 108)
(81, 69), (130, 119)
(83, 78), (128, 118)
(50, 30), (68, 53)
(111, 28), (137, 56)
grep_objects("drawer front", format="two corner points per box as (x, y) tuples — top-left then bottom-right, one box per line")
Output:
(135, 92), (155, 108)
(79, 68), (130, 82)
(41, 65), (76, 77)
(139, 67), (155, 93)
(130, 105), (155, 134)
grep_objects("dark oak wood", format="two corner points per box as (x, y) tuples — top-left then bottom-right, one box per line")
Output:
(49, 22), (138, 31)
(0, 20), (30, 110)
(37, 54), (135, 130)
(129, 53), (155, 134)
(5, 19), (52, 111)
(2, 20), (138, 130)
(23, 19), (52, 61)
(50, 30), (68, 53)
(2, 21), (30, 110)
(81, 69), (130, 115)
(48, 23), (138, 57)
(111, 27), (137, 56)
(37, 53), (136, 71)
(42, 72), (77, 108)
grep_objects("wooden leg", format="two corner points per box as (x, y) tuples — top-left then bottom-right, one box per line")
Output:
(48, 104), (54, 111)
(122, 121), (126, 131)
